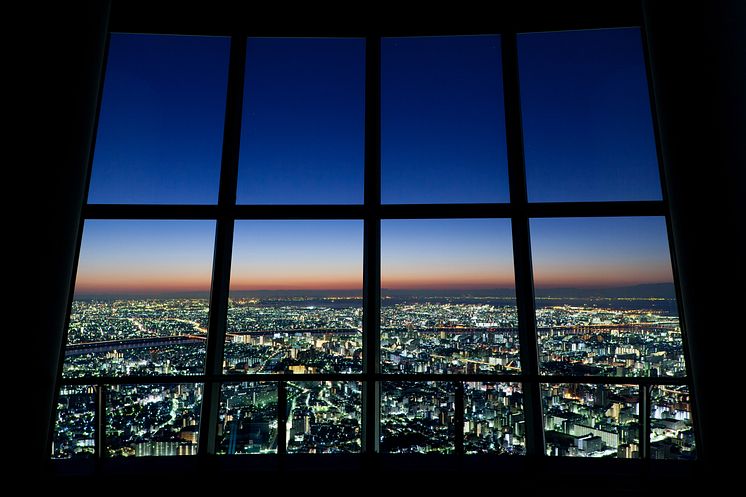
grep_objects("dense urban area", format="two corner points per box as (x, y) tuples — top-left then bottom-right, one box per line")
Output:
(53, 296), (695, 460)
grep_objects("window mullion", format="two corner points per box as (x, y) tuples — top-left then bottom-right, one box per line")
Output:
(362, 35), (382, 456)
(95, 384), (106, 461)
(454, 381), (465, 455)
(640, 384), (650, 459)
(277, 382), (288, 455)
(501, 32), (545, 457)
(198, 33), (247, 457)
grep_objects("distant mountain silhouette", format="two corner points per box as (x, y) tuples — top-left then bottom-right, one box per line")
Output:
(380, 288), (516, 298)
(229, 289), (362, 298)
(534, 283), (676, 298)
(383, 283), (676, 298)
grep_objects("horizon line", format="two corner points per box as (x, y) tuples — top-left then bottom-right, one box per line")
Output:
(74, 281), (674, 296)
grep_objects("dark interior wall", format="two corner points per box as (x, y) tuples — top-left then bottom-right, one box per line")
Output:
(644, 0), (745, 473)
(28, 0), (743, 485)
(29, 0), (111, 478)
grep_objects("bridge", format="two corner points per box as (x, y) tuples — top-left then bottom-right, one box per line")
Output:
(387, 324), (675, 334)
(65, 324), (676, 356)
(536, 324), (675, 334)
(226, 328), (360, 337)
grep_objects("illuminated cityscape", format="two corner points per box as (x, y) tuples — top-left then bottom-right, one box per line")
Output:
(535, 300), (687, 377)
(53, 294), (695, 459)
(63, 299), (210, 378)
(224, 298), (363, 374)
(285, 381), (362, 453)
(543, 383), (640, 458)
(217, 382), (277, 454)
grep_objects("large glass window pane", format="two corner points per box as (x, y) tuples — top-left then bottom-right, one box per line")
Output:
(237, 38), (365, 204)
(380, 382), (456, 454)
(106, 384), (202, 457)
(542, 383), (640, 458)
(381, 219), (518, 374)
(651, 385), (696, 460)
(62, 221), (215, 378)
(217, 382), (278, 454)
(464, 382), (525, 455)
(381, 36), (510, 203)
(89, 34), (229, 204)
(285, 381), (362, 453)
(225, 221), (363, 374)
(52, 385), (96, 459)
(519, 28), (661, 202)
(531, 217), (685, 377)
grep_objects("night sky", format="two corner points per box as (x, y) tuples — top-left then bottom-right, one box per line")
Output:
(518, 28), (661, 201)
(88, 34), (229, 204)
(237, 38), (365, 204)
(76, 29), (672, 295)
(381, 35), (510, 203)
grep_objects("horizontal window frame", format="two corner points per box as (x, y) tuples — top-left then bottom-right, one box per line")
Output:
(83, 201), (667, 220)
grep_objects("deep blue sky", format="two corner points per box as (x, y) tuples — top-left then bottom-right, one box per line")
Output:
(519, 28), (661, 201)
(89, 34), (229, 204)
(381, 35), (510, 203)
(80, 30), (671, 293)
(89, 30), (660, 205)
(237, 38), (365, 204)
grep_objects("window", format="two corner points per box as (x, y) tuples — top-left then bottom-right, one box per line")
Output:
(52, 27), (697, 463)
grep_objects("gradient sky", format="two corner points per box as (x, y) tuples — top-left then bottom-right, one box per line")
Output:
(381, 219), (515, 289)
(230, 221), (362, 290)
(78, 30), (672, 294)
(530, 217), (673, 288)
(74, 220), (215, 295)
(74, 217), (674, 294)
